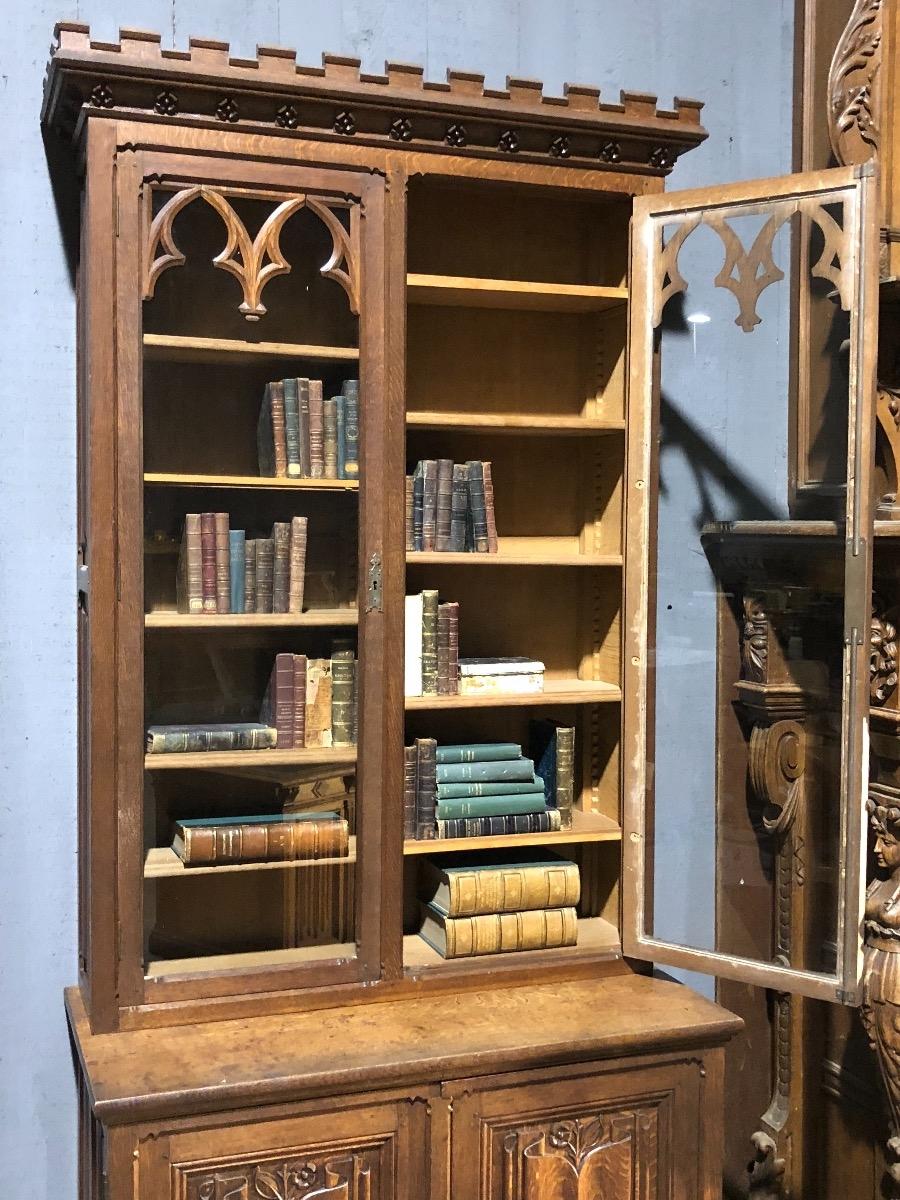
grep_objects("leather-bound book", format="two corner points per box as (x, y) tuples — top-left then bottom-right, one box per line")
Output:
(418, 904), (578, 958)
(244, 539), (258, 613)
(466, 461), (489, 552)
(421, 588), (439, 694)
(257, 381), (287, 477)
(436, 602), (452, 694)
(435, 810), (562, 839)
(254, 538), (275, 613)
(323, 397), (339, 479)
(146, 722), (277, 753)
(403, 744), (418, 840)
(214, 512), (230, 613)
(291, 653), (307, 748)
(271, 521), (291, 613)
(173, 812), (349, 865)
(331, 642), (356, 746)
(482, 460), (499, 553)
(308, 379), (325, 478)
(200, 512), (217, 613)
(405, 475), (415, 551)
(229, 529), (246, 614)
(419, 852), (580, 917)
(177, 513), (203, 614)
(434, 458), (454, 551)
(412, 462), (425, 550)
(335, 393), (346, 479)
(260, 652), (295, 748)
(283, 377), (302, 477)
(530, 719), (576, 829)
(450, 463), (469, 552)
(342, 379), (359, 479)
(421, 459), (438, 551)
(415, 737), (437, 840)
(297, 377), (312, 477)
(446, 601), (459, 694)
(288, 515), (308, 613)
(305, 658), (333, 747)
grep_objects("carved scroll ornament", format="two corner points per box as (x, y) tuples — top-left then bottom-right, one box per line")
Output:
(828, 0), (882, 167)
(872, 606), (900, 705)
(144, 185), (360, 320)
(190, 1154), (372, 1200)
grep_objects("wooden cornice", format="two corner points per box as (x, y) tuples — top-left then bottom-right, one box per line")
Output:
(42, 23), (707, 175)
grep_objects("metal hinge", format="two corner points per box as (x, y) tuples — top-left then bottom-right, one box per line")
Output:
(366, 550), (383, 612)
(77, 544), (89, 607)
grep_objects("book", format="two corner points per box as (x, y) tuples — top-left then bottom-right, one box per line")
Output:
(458, 658), (545, 676)
(244, 539), (258, 613)
(270, 380), (288, 477)
(436, 758), (536, 784)
(214, 512), (230, 613)
(257, 382), (275, 476)
(412, 462), (425, 550)
(459, 673), (544, 695)
(531, 720), (576, 829)
(173, 812), (349, 866)
(298, 377), (312, 478)
(271, 521), (291, 614)
(305, 658), (333, 748)
(435, 793), (548, 819)
(466, 461), (489, 552)
(283, 377), (302, 478)
(404, 592), (424, 696)
(404, 476), (415, 552)
(419, 852), (580, 916)
(434, 458), (454, 552)
(482, 460), (499, 553)
(418, 903), (578, 958)
(342, 379), (359, 479)
(288, 516), (308, 613)
(403, 744), (418, 840)
(292, 653), (308, 748)
(436, 743), (522, 764)
(437, 779), (546, 799)
(421, 589), (439, 694)
(436, 601), (459, 695)
(436, 810), (562, 839)
(146, 723), (277, 753)
(177, 514), (202, 614)
(308, 379), (325, 478)
(229, 529), (246, 614)
(416, 737), (437, 840)
(421, 459), (438, 551)
(323, 397), (339, 479)
(261, 652), (295, 748)
(200, 512), (217, 613)
(255, 538), (275, 613)
(331, 642), (356, 746)
(450, 463), (469, 553)
(335, 393), (346, 480)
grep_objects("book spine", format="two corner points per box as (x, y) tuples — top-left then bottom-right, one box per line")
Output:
(434, 458), (454, 552)
(323, 397), (339, 479)
(200, 512), (217, 613)
(412, 463), (424, 551)
(267, 652), (295, 748)
(466, 461), (489, 552)
(436, 602), (452, 695)
(181, 818), (348, 865)
(342, 379), (359, 479)
(435, 793), (547, 819)
(436, 758), (535, 783)
(335, 394), (346, 480)
(458, 673), (544, 694)
(257, 382), (275, 476)
(441, 862), (580, 917)
(283, 377), (302, 477)
(437, 780), (546, 799)
(446, 600), (459, 695)
(255, 538), (275, 613)
(450, 463), (469, 553)
(229, 530), (246, 614)
(482, 460), (499, 553)
(416, 737), (437, 839)
(443, 907), (578, 957)
(244, 540), (258, 613)
(292, 653), (308, 748)
(298, 377), (312, 477)
(421, 460), (438, 551)
(271, 522), (291, 614)
(308, 379), (325, 478)
(421, 589), (439, 694)
(435, 742), (522, 764)
(435, 810), (560, 839)
(555, 726), (575, 829)
(270, 380), (288, 477)
(405, 476), (415, 552)
(403, 744), (418, 840)
(305, 658), (333, 747)
(331, 646), (355, 746)
(404, 593), (424, 696)
(146, 725), (278, 753)
(214, 512), (230, 613)
(288, 516), (308, 614)
(179, 514), (203, 614)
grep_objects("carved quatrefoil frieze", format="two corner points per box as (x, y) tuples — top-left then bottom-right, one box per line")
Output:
(143, 185), (360, 320)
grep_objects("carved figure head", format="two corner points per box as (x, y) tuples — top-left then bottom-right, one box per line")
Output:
(868, 797), (900, 872)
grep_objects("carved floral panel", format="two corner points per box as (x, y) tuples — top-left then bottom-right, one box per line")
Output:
(175, 1145), (385, 1200)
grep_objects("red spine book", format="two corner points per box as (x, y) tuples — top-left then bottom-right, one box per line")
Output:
(292, 654), (308, 748)
(261, 653), (295, 748)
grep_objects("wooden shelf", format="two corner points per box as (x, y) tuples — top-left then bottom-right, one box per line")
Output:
(407, 550), (622, 567)
(144, 748), (357, 771)
(404, 810), (621, 856)
(144, 472), (358, 491)
(407, 273), (628, 313)
(406, 411), (625, 435)
(145, 840), (357, 879)
(145, 610), (358, 628)
(403, 915), (620, 970)
(143, 333), (359, 363)
(405, 679), (621, 710)
(146, 942), (357, 980)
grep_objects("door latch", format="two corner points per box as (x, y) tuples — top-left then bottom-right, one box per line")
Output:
(366, 550), (383, 613)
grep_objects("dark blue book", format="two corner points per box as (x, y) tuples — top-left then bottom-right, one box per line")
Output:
(229, 529), (246, 614)
(342, 378), (359, 479)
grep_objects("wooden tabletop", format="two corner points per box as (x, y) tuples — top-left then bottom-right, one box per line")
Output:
(67, 974), (742, 1125)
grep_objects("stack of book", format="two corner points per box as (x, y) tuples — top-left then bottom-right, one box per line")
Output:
(417, 852), (580, 958)
(457, 657), (545, 695)
(404, 591), (459, 696)
(177, 513), (307, 615)
(172, 811), (350, 866)
(261, 640), (357, 748)
(403, 740), (572, 841)
(257, 377), (359, 480)
(405, 459), (498, 553)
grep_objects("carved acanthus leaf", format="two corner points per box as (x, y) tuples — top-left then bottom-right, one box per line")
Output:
(741, 596), (769, 683)
(828, 0), (883, 166)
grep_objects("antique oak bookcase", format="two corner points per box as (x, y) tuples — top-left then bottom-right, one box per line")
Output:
(43, 19), (889, 1200)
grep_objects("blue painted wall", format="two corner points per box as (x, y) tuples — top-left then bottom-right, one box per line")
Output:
(0, 2), (793, 1194)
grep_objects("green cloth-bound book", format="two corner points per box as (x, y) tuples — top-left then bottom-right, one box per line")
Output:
(435, 743), (522, 765)
(435, 792), (548, 820)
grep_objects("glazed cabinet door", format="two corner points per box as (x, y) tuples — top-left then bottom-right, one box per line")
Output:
(622, 164), (879, 1002)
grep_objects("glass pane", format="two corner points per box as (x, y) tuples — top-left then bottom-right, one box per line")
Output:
(140, 183), (363, 980)
(631, 173), (872, 995)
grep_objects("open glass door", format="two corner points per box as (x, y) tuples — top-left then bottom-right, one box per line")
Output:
(623, 165), (878, 1003)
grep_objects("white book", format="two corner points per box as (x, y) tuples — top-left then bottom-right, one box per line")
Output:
(404, 593), (424, 696)
(458, 657), (545, 677)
